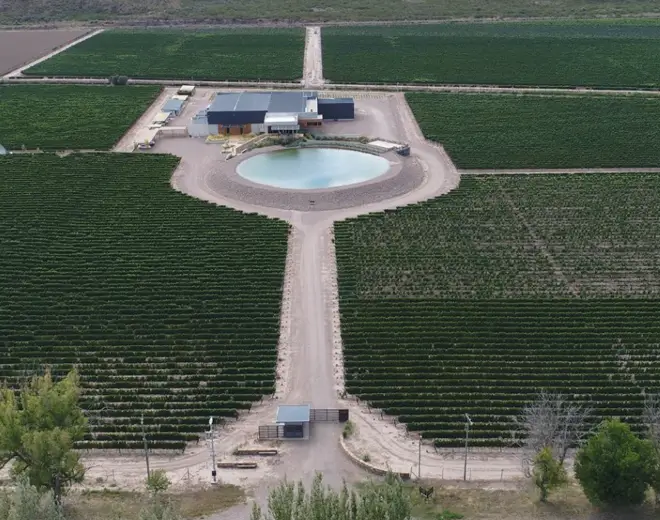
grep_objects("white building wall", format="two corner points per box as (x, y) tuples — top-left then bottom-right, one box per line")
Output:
(188, 122), (210, 137)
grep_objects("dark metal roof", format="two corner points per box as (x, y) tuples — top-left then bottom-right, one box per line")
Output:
(318, 97), (354, 104)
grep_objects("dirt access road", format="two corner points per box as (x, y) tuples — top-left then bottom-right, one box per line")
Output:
(303, 26), (324, 88)
(155, 93), (466, 518)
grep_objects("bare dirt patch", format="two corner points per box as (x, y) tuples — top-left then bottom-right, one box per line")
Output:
(0, 29), (88, 75)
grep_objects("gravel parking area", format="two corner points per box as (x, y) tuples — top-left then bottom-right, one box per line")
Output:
(161, 139), (424, 211)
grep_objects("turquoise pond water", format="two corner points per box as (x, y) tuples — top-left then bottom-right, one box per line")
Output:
(236, 148), (390, 190)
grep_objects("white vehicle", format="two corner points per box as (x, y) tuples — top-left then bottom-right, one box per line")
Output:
(137, 140), (155, 150)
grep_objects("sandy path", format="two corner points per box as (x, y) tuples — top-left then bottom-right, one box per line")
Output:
(302, 26), (324, 88)
(112, 87), (175, 152)
(64, 93), (507, 516)
(7, 74), (660, 97)
(2, 29), (103, 79)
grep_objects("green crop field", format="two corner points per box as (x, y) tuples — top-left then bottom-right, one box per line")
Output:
(335, 173), (660, 446)
(0, 153), (289, 450)
(0, 85), (160, 151)
(25, 29), (304, 81)
(323, 23), (660, 87)
(406, 92), (660, 169)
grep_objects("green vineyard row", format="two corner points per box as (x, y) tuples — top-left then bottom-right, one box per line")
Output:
(26, 29), (304, 81)
(0, 153), (289, 450)
(335, 173), (660, 447)
(406, 92), (660, 169)
(323, 23), (660, 88)
(0, 85), (161, 151)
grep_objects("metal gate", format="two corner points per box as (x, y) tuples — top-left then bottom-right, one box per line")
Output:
(258, 425), (282, 440)
(310, 409), (349, 423)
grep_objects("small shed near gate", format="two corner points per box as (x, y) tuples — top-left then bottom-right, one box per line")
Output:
(178, 85), (196, 96)
(276, 405), (311, 440)
(162, 98), (185, 116)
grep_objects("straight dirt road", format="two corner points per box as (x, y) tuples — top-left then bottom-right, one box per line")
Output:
(303, 26), (324, 88)
(70, 93), (522, 520)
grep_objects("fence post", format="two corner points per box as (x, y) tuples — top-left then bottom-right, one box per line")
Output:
(501, 469), (504, 481)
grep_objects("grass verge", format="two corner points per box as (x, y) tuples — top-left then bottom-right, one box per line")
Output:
(65, 486), (245, 520)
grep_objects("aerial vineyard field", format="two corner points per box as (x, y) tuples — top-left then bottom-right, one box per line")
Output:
(0, 85), (160, 151)
(25, 29), (304, 81)
(406, 92), (660, 169)
(0, 153), (289, 450)
(334, 174), (660, 446)
(322, 23), (660, 87)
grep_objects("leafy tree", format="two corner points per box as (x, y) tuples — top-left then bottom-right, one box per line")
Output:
(0, 369), (88, 503)
(108, 75), (129, 85)
(146, 470), (171, 494)
(250, 472), (412, 520)
(0, 476), (63, 520)
(532, 447), (567, 502)
(138, 495), (182, 520)
(642, 393), (660, 503)
(575, 419), (658, 507)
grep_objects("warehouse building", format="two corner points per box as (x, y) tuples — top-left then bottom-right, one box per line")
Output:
(318, 98), (355, 120)
(187, 91), (354, 137)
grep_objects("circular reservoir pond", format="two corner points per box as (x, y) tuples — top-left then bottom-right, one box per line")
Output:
(236, 148), (390, 190)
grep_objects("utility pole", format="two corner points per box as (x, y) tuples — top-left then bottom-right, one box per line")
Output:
(463, 413), (472, 481)
(141, 414), (151, 479)
(418, 433), (422, 480)
(208, 417), (217, 484)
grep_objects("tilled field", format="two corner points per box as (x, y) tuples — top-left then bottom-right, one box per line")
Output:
(0, 29), (87, 75)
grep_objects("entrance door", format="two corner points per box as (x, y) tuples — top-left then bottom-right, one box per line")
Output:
(283, 423), (304, 438)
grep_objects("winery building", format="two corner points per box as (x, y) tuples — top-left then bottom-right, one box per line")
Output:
(188, 91), (354, 137)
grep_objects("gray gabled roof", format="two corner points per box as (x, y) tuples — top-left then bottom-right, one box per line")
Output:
(162, 98), (185, 112)
(268, 92), (306, 113)
(210, 92), (271, 113)
(209, 91), (316, 114)
(276, 404), (311, 423)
